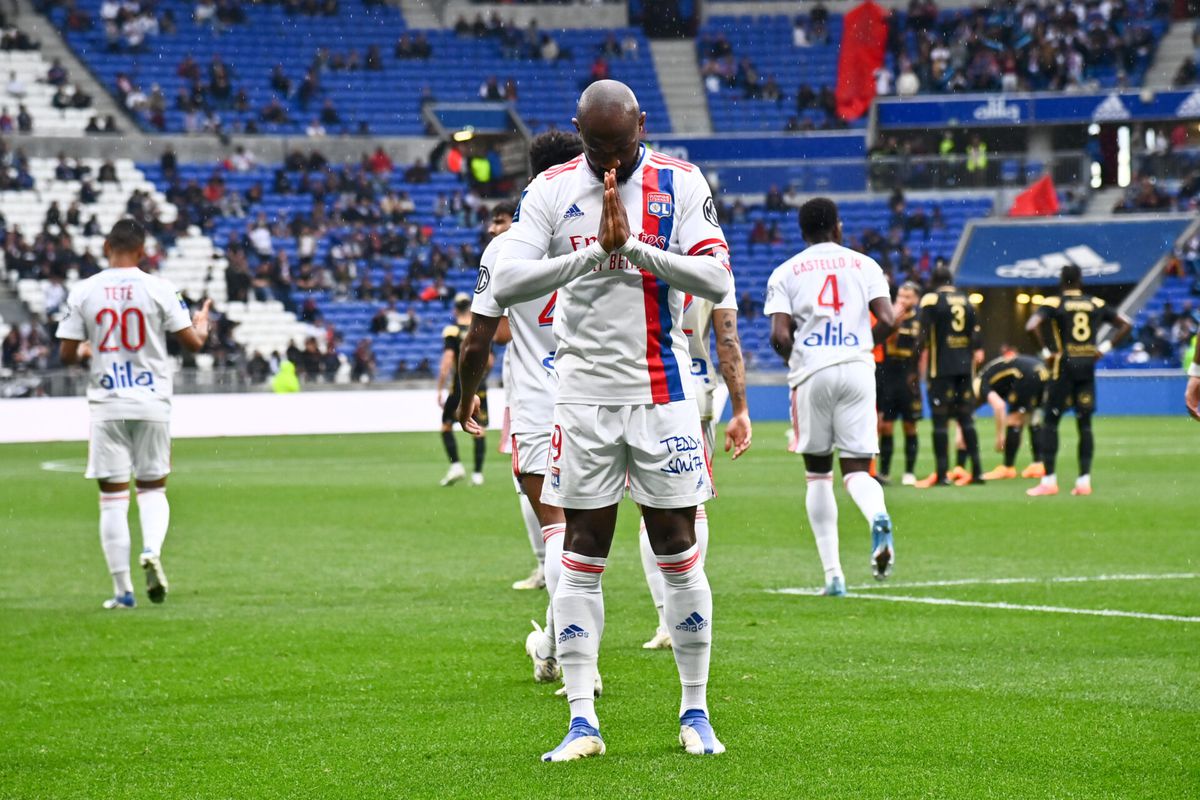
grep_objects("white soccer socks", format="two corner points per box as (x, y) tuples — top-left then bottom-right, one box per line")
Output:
(638, 520), (666, 627)
(640, 505), (711, 630)
(99, 490), (133, 596)
(136, 487), (170, 557)
(843, 471), (887, 525)
(521, 494), (546, 568)
(554, 551), (605, 728)
(658, 544), (712, 716)
(541, 523), (565, 637)
(805, 472), (842, 580)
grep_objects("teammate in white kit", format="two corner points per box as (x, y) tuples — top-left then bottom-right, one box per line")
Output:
(457, 131), (588, 690)
(492, 81), (745, 761)
(56, 219), (212, 609)
(638, 289), (751, 650)
(765, 199), (910, 597)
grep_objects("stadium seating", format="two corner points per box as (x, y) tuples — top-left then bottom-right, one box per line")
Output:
(48, 1), (668, 135)
(0, 49), (97, 135)
(5, 157), (310, 359)
(697, 15), (847, 133)
(1100, 275), (1198, 369)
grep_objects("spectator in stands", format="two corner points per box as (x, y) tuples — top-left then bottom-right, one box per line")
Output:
(46, 58), (68, 87)
(404, 159), (430, 184)
(52, 86), (70, 110)
(15, 104), (30, 133)
(352, 339), (376, 383)
(1175, 58), (1197, 88)
(413, 32), (432, 60)
(97, 160), (119, 184)
(765, 185), (786, 212)
(319, 98), (341, 128)
(260, 97), (290, 124)
(588, 55), (610, 85)
(5, 71), (24, 100)
(478, 76), (502, 101)
(365, 45), (383, 72)
(84, 115), (101, 134)
(299, 336), (322, 382)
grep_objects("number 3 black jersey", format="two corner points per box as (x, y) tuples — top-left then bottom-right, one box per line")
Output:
(918, 288), (980, 378)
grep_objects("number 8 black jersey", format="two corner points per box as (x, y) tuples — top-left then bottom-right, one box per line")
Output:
(918, 288), (980, 378)
(1033, 290), (1119, 379)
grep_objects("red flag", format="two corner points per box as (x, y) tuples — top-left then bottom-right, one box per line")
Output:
(835, 1), (888, 122)
(1009, 175), (1060, 217)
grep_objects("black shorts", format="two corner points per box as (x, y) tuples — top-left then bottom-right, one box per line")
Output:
(1005, 375), (1045, 414)
(928, 375), (973, 418)
(877, 370), (922, 422)
(443, 387), (489, 426)
(1044, 375), (1095, 415)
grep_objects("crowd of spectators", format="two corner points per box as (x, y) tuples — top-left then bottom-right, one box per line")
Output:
(696, 27), (842, 132)
(878, 0), (1168, 97)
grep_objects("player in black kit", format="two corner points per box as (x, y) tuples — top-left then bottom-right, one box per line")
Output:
(974, 347), (1048, 480)
(876, 282), (923, 485)
(914, 266), (984, 487)
(437, 293), (490, 486)
(1025, 265), (1130, 497)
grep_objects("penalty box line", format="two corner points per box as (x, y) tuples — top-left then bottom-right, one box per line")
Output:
(770, 573), (1200, 624)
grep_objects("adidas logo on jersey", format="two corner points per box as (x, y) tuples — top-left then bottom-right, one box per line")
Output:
(558, 624), (589, 643)
(802, 321), (861, 348)
(675, 612), (708, 633)
(563, 204), (585, 220)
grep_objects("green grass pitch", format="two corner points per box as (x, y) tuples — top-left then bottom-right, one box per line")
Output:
(1, 417), (1196, 799)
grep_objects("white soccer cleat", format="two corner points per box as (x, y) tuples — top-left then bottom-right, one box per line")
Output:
(102, 591), (135, 610)
(524, 621), (560, 683)
(901, 473), (917, 486)
(541, 718), (605, 762)
(679, 709), (725, 755)
(140, 549), (168, 604)
(440, 462), (466, 486)
(642, 626), (673, 650)
(512, 567), (546, 591)
(554, 672), (603, 698)
(471, 472), (485, 486)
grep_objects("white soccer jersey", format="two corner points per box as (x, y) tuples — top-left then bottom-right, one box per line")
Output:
(764, 241), (889, 388)
(57, 267), (193, 422)
(472, 229), (557, 434)
(682, 282), (737, 395)
(502, 145), (728, 406)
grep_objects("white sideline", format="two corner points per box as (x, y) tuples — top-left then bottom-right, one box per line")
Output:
(771, 572), (1200, 594)
(840, 593), (1200, 624)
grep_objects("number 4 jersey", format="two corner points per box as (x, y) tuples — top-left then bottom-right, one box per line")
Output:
(472, 228), (557, 435)
(57, 267), (193, 422)
(764, 241), (889, 388)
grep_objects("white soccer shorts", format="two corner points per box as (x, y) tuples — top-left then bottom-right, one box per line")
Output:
(86, 419), (172, 481)
(511, 428), (552, 477)
(542, 401), (714, 510)
(789, 361), (878, 458)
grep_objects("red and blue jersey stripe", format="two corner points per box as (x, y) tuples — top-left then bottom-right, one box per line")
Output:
(640, 165), (686, 404)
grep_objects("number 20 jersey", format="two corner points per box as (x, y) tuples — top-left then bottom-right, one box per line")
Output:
(764, 241), (889, 388)
(500, 145), (729, 406)
(472, 228), (558, 435)
(57, 267), (194, 422)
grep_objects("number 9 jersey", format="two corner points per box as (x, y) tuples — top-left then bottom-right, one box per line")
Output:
(763, 241), (889, 388)
(56, 267), (194, 422)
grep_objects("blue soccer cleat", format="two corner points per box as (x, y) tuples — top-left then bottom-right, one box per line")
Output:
(102, 591), (135, 610)
(679, 709), (725, 755)
(821, 575), (847, 596)
(871, 513), (894, 580)
(542, 717), (605, 762)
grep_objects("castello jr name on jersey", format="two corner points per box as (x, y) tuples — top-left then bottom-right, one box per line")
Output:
(788, 254), (864, 274)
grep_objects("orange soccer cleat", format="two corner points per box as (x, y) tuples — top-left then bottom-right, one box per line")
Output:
(913, 473), (950, 489)
(1026, 483), (1059, 497)
(947, 466), (969, 482)
(953, 472), (985, 486)
(982, 465), (1018, 481)
(1021, 462), (1046, 479)
(1070, 486), (1093, 496)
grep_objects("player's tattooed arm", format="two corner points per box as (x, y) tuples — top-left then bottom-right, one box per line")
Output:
(458, 313), (501, 436)
(714, 309), (751, 459)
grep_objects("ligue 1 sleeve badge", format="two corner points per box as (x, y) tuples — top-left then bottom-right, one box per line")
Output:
(646, 192), (673, 218)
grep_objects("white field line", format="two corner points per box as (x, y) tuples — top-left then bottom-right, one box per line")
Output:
(771, 572), (1200, 596)
(841, 592), (1200, 623)
(38, 460), (85, 473)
